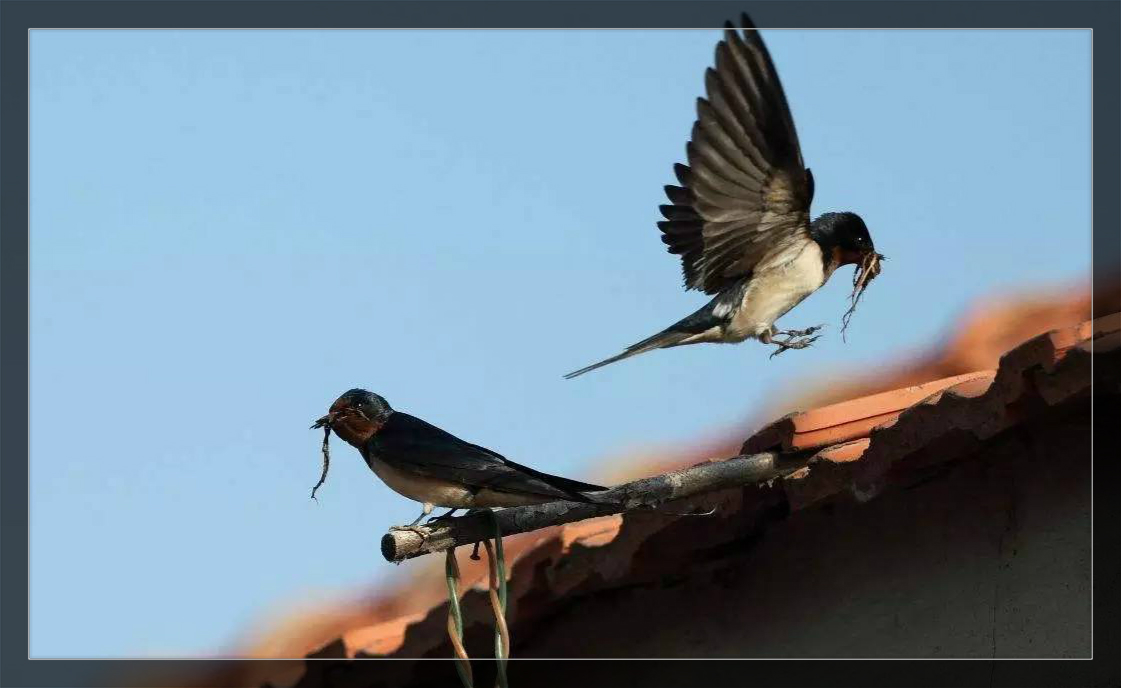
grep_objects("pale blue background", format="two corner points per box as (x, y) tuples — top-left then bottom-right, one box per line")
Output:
(30, 29), (1090, 657)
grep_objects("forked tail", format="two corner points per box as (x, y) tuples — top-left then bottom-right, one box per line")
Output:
(563, 330), (690, 379)
(564, 283), (743, 379)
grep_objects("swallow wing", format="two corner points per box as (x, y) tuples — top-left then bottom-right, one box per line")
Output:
(371, 413), (607, 502)
(659, 14), (815, 295)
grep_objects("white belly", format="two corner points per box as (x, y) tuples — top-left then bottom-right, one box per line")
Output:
(729, 241), (828, 339)
(367, 455), (552, 508)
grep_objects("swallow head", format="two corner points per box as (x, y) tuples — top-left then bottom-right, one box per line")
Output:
(811, 211), (881, 267)
(312, 388), (393, 448)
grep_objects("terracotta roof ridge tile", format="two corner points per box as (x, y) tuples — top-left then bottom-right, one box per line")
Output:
(848, 317), (1101, 497)
(1092, 311), (1120, 335)
(287, 314), (1112, 669)
(759, 316), (1103, 513)
(782, 315), (1109, 459)
(742, 371), (997, 454)
(792, 371), (996, 433)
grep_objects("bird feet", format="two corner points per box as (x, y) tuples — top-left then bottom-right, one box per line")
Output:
(768, 325), (823, 358)
(424, 510), (460, 525)
(775, 324), (824, 339)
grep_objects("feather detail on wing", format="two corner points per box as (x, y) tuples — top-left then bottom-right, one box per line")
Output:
(370, 413), (607, 502)
(659, 14), (815, 295)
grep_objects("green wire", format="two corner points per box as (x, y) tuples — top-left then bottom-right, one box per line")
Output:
(445, 548), (473, 688)
(488, 511), (509, 688)
(446, 514), (509, 688)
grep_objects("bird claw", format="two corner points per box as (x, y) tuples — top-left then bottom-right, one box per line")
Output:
(776, 324), (824, 338)
(769, 334), (821, 358)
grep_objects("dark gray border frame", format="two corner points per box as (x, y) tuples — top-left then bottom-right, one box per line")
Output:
(2, 2), (1117, 687)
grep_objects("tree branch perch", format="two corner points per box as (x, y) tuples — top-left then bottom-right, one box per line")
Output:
(381, 451), (802, 563)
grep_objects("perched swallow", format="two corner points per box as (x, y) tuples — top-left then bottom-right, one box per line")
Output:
(312, 389), (609, 523)
(565, 15), (884, 379)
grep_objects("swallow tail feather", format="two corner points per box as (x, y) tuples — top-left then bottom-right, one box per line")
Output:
(563, 329), (692, 379)
(564, 279), (746, 379)
(491, 455), (610, 502)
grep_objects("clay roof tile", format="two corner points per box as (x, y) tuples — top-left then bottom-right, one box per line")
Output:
(327, 312), (1113, 665)
(217, 289), (1107, 682)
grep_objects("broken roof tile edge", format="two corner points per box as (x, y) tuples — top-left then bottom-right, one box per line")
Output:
(324, 314), (1115, 661)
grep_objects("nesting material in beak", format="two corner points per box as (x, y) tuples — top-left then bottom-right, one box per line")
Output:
(310, 415), (333, 500)
(841, 251), (884, 340)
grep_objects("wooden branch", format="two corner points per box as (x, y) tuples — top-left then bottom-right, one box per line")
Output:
(381, 451), (801, 563)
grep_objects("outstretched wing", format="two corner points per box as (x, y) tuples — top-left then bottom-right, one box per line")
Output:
(659, 14), (815, 295)
(371, 413), (606, 502)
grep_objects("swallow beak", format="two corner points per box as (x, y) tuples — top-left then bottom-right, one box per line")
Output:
(311, 413), (332, 430)
(873, 252), (886, 275)
(856, 249), (885, 280)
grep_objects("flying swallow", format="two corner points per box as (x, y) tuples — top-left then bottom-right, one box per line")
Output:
(565, 14), (884, 379)
(311, 389), (610, 524)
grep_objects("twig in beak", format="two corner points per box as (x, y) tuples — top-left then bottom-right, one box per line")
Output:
(841, 251), (882, 341)
(311, 423), (331, 501)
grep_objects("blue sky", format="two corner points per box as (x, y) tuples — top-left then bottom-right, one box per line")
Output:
(29, 29), (1090, 657)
